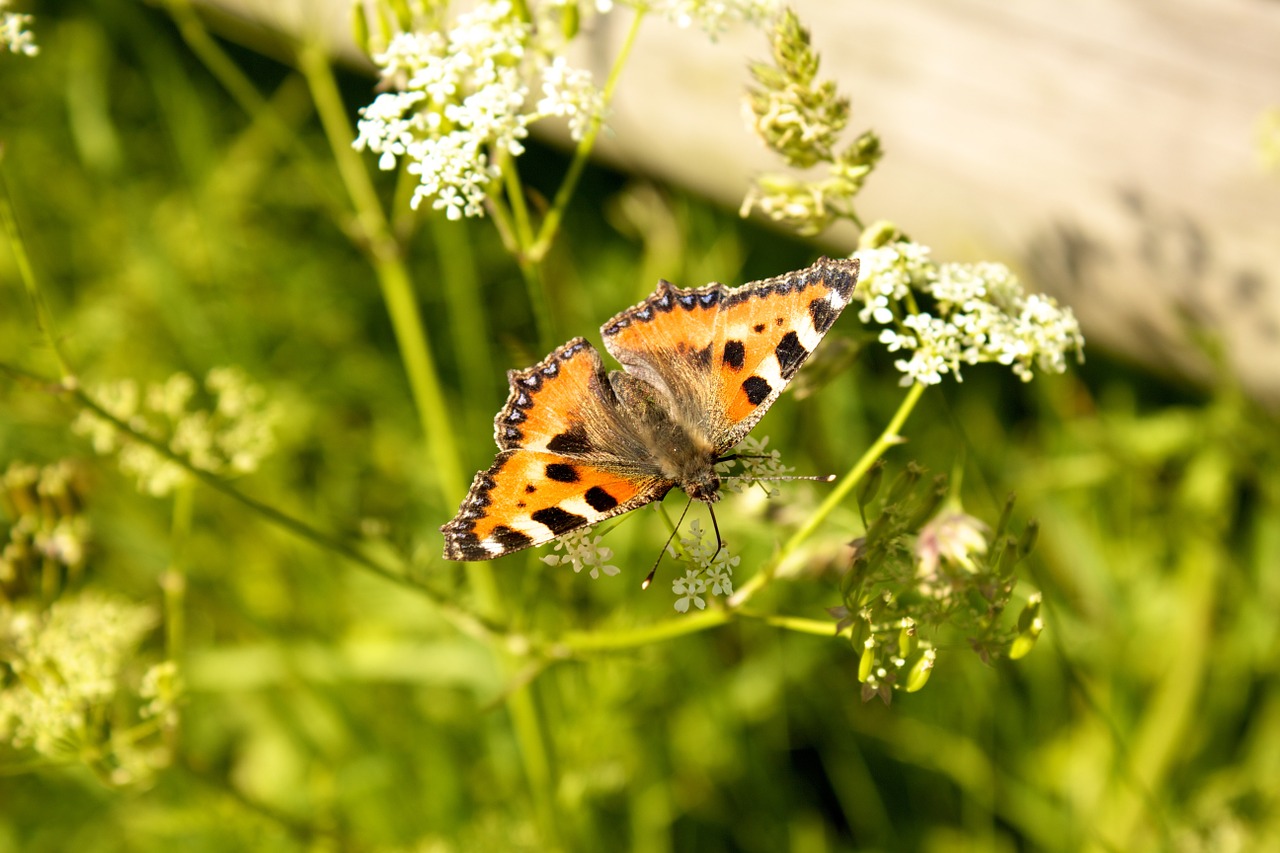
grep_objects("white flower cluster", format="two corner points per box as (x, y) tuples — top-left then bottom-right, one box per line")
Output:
(541, 527), (620, 579)
(669, 519), (738, 612)
(73, 366), (279, 497)
(853, 242), (1085, 386)
(716, 434), (791, 498)
(654, 0), (778, 37)
(2, 460), (90, 582)
(0, 593), (178, 784)
(353, 1), (605, 219)
(1, 0), (37, 57)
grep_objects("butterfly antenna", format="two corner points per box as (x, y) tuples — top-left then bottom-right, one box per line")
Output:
(643, 496), (695, 590)
(721, 474), (838, 483)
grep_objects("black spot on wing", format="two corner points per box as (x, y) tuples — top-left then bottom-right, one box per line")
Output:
(753, 323), (766, 334)
(545, 463), (579, 483)
(742, 375), (772, 406)
(809, 297), (837, 333)
(490, 525), (533, 551)
(775, 331), (808, 379)
(547, 426), (592, 455)
(723, 340), (745, 371)
(524, 484), (537, 493)
(532, 506), (586, 535)
(584, 486), (619, 512)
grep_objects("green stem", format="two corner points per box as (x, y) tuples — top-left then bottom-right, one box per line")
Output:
(1, 173), (72, 380)
(297, 41), (465, 505)
(499, 147), (557, 351)
(556, 608), (730, 653)
(740, 610), (850, 638)
(164, 482), (195, 750)
(786, 382), (926, 552)
(729, 382), (927, 606)
(429, 212), (495, 426)
(528, 8), (647, 262)
(158, 0), (348, 222)
(1, 365), (503, 644)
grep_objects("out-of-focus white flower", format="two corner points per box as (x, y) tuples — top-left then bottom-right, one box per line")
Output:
(73, 367), (279, 497)
(1, 1), (38, 57)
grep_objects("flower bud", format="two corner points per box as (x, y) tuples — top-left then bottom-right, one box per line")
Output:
(858, 638), (876, 683)
(857, 459), (884, 512)
(561, 2), (580, 40)
(897, 619), (916, 657)
(993, 493), (1016, 541)
(1018, 519), (1040, 560)
(904, 649), (935, 693)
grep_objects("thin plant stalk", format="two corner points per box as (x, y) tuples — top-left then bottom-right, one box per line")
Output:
(297, 40), (465, 505)
(527, 7), (646, 262)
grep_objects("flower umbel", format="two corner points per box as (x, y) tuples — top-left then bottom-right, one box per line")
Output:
(541, 527), (621, 579)
(72, 367), (279, 498)
(834, 470), (1042, 702)
(657, 0), (778, 38)
(854, 227), (1086, 386)
(668, 519), (738, 611)
(2, 460), (91, 600)
(353, 1), (606, 219)
(0, 592), (177, 785)
(716, 434), (792, 497)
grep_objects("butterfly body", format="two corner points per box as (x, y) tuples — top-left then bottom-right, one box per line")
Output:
(441, 257), (859, 561)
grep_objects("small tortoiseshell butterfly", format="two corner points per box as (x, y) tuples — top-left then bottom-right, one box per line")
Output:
(441, 256), (859, 562)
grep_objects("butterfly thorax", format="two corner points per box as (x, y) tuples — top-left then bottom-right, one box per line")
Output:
(610, 370), (722, 503)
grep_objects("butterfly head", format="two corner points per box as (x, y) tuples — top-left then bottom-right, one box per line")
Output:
(681, 468), (723, 504)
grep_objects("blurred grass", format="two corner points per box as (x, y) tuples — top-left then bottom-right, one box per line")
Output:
(2, 2), (1280, 851)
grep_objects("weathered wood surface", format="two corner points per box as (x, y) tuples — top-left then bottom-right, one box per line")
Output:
(200, 0), (1280, 404)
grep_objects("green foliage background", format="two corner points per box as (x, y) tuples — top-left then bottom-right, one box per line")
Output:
(3, 2), (1280, 851)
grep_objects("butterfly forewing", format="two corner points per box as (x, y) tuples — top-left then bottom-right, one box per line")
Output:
(705, 257), (858, 449)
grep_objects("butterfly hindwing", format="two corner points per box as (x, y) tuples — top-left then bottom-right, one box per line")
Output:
(441, 449), (668, 560)
(444, 336), (669, 560)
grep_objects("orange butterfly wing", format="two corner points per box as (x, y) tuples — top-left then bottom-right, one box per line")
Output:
(442, 258), (859, 561)
(441, 338), (669, 561)
(601, 257), (859, 451)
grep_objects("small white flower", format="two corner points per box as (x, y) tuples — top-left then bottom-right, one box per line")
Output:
(668, 519), (738, 610)
(672, 569), (707, 612)
(541, 528), (620, 579)
(536, 56), (606, 141)
(913, 509), (992, 602)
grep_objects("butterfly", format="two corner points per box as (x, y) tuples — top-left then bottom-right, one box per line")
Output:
(441, 257), (859, 563)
